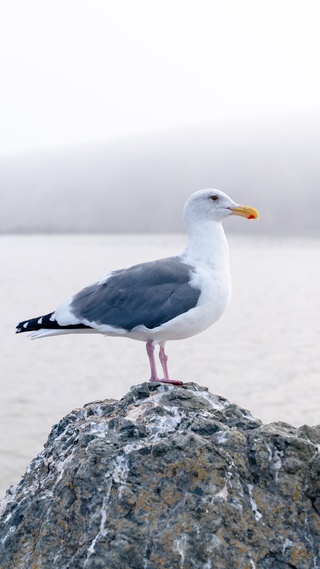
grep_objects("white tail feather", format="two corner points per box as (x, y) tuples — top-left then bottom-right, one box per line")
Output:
(29, 328), (98, 339)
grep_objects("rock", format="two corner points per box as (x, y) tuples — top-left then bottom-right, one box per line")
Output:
(0, 382), (319, 569)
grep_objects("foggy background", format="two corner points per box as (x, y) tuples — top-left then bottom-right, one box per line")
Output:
(1, 112), (320, 235)
(1, 1), (320, 237)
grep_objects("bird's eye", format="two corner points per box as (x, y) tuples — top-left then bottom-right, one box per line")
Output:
(210, 194), (218, 201)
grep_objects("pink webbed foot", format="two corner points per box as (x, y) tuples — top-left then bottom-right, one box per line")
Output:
(149, 377), (183, 386)
(146, 341), (183, 386)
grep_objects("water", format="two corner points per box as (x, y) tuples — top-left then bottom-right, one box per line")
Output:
(1, 233), (320, 498)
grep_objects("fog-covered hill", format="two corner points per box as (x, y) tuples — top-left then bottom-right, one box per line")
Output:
(1, 113), (319, 235)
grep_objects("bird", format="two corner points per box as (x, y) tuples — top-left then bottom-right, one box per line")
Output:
(16, 189), (259, 385)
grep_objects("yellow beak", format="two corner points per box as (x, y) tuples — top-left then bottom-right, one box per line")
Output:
(230, 205), (260, 220)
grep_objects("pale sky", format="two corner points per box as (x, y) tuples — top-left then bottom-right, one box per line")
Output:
(1, 0), (320, 156)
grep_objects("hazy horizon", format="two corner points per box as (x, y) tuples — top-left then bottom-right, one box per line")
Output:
(1, 112), (320, 237)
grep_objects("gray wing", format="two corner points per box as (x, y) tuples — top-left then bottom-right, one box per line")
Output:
(70, 257), (201, 331)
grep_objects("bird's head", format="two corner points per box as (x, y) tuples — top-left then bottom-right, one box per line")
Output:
(183, 189), (259, 225)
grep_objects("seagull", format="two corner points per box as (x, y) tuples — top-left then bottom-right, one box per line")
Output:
(16, 189), (259, 385)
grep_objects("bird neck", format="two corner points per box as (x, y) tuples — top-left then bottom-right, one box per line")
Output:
(182, 220), (230, 270)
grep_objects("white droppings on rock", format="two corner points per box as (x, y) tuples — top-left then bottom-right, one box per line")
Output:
(242, 411), (259, 423)
(265, 442), (273, 462)
(126, 403), (149, 422)
(272, 450), (283, 482)
(213, 468), (236, 504)
(84, 482), (112, 567)
(0, 488), (18, 519)
(4, 511), (12, 524)
(247, 484), (262, 522)
(112, 454), (130, 497)
(175, 534), (188, 567)
(1, 525), (16, 546)
(282, 537), (295, 554)
(126, 388), (173, 421)
(87, 422), (109, 435)
(126, 395), (185, 443)
(149, 406), (182, 441)
(112, 454), (129, 482)
(51, 448), (77, 491)
(215, 483), (229, 501)
(189, 388), (227, 411)
(215, 432), (230, 445)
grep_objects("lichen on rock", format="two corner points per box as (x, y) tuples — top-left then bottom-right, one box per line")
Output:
(0, 382), (319, 569)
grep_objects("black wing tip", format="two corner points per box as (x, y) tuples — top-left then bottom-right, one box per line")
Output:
(15, 312), (55, 334)
(16, 312), (92, 334)
(15, 320), (33, 334)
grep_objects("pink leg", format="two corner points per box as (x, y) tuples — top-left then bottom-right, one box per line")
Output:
(146, 340), (159, 382)
(158, 343), (183, 386)
(159, 344), (170, 380)
(146, 341), (183, 385)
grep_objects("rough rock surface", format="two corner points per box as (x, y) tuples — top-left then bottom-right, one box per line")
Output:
(0, 382), (320, 569)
